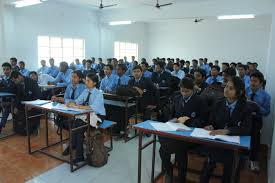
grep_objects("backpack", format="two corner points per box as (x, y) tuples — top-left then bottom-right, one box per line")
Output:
(116, 86), (139, 97)
(86, 129), (108, 167)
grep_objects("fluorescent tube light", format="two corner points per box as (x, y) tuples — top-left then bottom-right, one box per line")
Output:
(12, 0), (44, 8)
(109, 21), (133, 26)
(217, 14), (255, 20)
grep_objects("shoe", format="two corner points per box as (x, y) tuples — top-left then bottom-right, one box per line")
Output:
(164, 172), (173, 183)
(62, 146), (71, 156)
(249, 161), (260, 172)
(73, 156), (85, 164)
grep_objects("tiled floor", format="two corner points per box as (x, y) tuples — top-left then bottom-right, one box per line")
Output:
(0, 118), (268, 183)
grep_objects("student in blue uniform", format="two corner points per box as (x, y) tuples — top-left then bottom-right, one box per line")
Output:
(10, 57), (20, 72)
(66, 73), (106, 163)
(237, 64), (250, 89)
(83, 59), (97, 76)
(171, 62), (185, 79)
(206, 66), (223, 85)
(100, 64), (118, 93)
(194, 68), (208, 95)
(37, 60), (49, 75)
(47, 58), (59, 78)
(246, 71), (271, 171)
(140, 61), (152, 78)
(0, 63), (16, 133)
(200, 76), (252, 183)
(18, 61), (30, 77)
(75, 59), (83, 71)
(116, 64), (130, 86)
(48, 62), (73, 87)
(159, 77), (208, 183)
(151, 61), (171, 87)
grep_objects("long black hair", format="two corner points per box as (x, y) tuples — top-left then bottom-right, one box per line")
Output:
(86, 73), (100, 88)
(72, 70), (85, 83)
(229, 76), (246, 101)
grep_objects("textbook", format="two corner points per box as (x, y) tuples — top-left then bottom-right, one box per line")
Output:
(22, 100), (51, 106)
(190, 128), (240, 144)
(150, 122), (192, 132)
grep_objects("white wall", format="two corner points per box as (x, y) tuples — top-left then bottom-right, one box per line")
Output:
(267, 3), (275, 183)
(100, 22), (148, 61)
(1, 2), (100, 70)
(147, 16), (271, 72)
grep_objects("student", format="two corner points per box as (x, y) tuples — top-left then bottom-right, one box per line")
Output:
(111, 58), (118, 75)
(97, 58), (105, 72)
(48, 62), (73, 87)
(91, 57), (98, 70)
(205, 66), (223, 85)
(83, 59), (97, 76)
(190, 59), (199, 74)
(159, 78), (208, 183)
(116, 64), (130, 86)
(0, 63), (16, 133)
(183, 61), (191, 74)
(75, 59), (83, 71)
(200, 76), (252, 183)
(220, 62), (229, 75)
(29, 71), (39, 83)
(246, 71), (271, 171)
(66, 73), (106, 163)
(37, 60), (49, 75)
(199, 58), (210, 76)
(100, 64), (118, 93)
(237, 64), (250, 88)
(214, 60), (219, 66)
(140, 61), (152, 78)
(125, 56), (136, 76)
(10, 57), (20, 72)
(194, 68), (208, 95)
(82, 59), (87, 69)
(48, 58), (59, 78)
(222, 67), (236, 86)
(18, 61), (30, 77)
(171, 62), (185, 79)
(230, 62), (237, 70)
(151, 61), (171, 87)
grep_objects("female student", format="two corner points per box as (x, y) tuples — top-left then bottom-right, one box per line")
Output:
(159, 77), (208, 183)
(66, 73), (106, 163)
(200, 76), (252, 183)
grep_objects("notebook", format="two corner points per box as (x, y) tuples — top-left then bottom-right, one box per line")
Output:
(190, 128), (240, 144)
(150, 122), (192, 132)
(22, 100), (51, 106)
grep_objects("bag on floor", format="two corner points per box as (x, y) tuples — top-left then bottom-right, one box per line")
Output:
(86, 129), (108, 167)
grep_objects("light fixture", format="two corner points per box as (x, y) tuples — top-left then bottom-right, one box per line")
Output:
(217, 14), (255, 20)
(109, 21), (133, 26)
(12, 0), (46, 8)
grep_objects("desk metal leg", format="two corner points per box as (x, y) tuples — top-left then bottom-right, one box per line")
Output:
(138, 132), (143, 183)
(45, 112), (49, 146)
(151, 134), (157, 183)
(232, 150), (240, 183)
(69, 119), (73, 172)
(25, 107), (31, 154)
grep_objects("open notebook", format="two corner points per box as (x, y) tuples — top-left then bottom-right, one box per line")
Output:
(150, 122), (192, 132)
(190, 128), (240, 144)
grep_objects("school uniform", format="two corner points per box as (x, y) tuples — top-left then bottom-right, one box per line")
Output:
(37, 66), (49, 75)
(200, 64), (211, 76)
(117, 74), (131, 86)
(195, 81), (208, 95)
(125, 62), (134, 76)
(246, 87), (271, 162)
(64, 83), (86, 103)
(19, 68), (30, 77)
(200, 99), (252, 183)
(47, 65), (59, 78)
(151, 70), (171, 87)
(75, 64), (84, 71)
(240, 75), (250, 89)
(159, 94), (209, 182)
(0, 75), (16, 130)
(52, 69), (73, 87)
(205, 75), (223, 85)
(71, 88), (106, 161)
(183, 67), (190, 74)
(11, 65), (20, 72)
(100, 74), (118, 93)
(171, 69), (185, 80)
(143, 70), (152, 78)
(83, 68), (97, 77)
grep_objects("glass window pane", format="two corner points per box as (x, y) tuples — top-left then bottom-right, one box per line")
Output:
(74, 49), (84, 57)
(38, 36), (49, 47)
(63, 38), (73, 48)
(63, 48), (73, 57)
(120, 42), (125, 50)
(38, 47), (49, 57)
(50, 48), (62, 57)
(50, 37), (62, 47)
(74, 39), (84, 48)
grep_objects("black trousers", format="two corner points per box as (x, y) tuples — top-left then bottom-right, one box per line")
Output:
(159, 137), (196, 183)
(250, 120), (263, 161)
(200, 148), (234, 183)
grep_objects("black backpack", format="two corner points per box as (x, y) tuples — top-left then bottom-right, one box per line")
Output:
(116, 86), (139, 97)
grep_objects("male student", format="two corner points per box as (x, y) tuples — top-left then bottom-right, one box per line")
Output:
(237, 64), (250, 88)
(74, 59), (83, 71)
(100, 64), (118, 93)
(48, 58), (59, 78)
(190, 59), (199, 74)
(183, 61), (191, 74)
(37, 60), (49, 75)
(0, 63), (16, 133)
(10, 71), (42, 135)
(83, 59), (97, 76)
(214, 60), (219, 66)
(48, 62), (73, 87)
(10, 57), (20, 72)
(18, 61), (30, 77)
(246, 71), (271, 171)
(97, 58), (105, 72)
(111, 58), (118, 75)
(220, 62), (229, 75)
(194, 68), (208, 95)
(140, 61), (152, 78)
(116, 64), (130, 86)
(171, 62), (185, 79)
(125, 56), (136, 76)
(199, 58), (210, 76)
(159, 77), (208, 183)
(205, 66), (223, 85)
(152, 61), (171, 87)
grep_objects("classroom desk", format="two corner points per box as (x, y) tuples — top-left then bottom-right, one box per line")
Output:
(103, 93), (139, 142)
(133, 120), (251, 183)
(39, 84), (66, 96)
(0, 92), (16, 139)
(23, 101), (93, 172)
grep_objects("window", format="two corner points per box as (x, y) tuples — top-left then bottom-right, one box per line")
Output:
(114, 41), (138, 61)
(38, 36), (85, 66)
